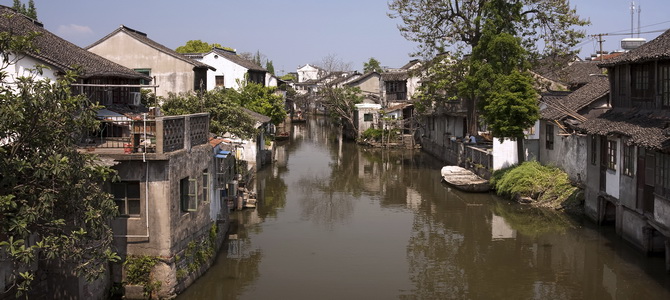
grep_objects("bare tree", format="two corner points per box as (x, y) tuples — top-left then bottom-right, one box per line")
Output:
(314, 53), (353, 73)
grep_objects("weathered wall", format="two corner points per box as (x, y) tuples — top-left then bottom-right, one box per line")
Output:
(88, 31), (196, 97)
(539, 121), (588, 183)
(584, 134), (601, 222)
(620, 207), (647, 251)
(655, 197), (670, 229)
(352, 74), (380, 95)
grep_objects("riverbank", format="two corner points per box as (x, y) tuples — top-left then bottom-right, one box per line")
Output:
(489, 161), (584, 215)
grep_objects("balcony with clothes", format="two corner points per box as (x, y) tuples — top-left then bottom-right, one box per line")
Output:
(79, 109), (210, 156)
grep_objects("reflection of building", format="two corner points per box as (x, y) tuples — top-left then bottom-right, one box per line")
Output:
(491, 214), (517, 240)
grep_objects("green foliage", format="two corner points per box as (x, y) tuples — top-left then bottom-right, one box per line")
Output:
(175, 40), (225, 53)
(1, 27), (119, 297)
(140, 89), (158, 107)
(482, 70), (539, 139)
(491, 161), (580, 209)
(266, 60), (275, 75)
(363, 57), (382, 73)
(12, 0), (37, 19)
(231, 81), (287, 125)
(161, 89), (258, 139)
(361, 128), (398, 142)
(388, 0), (589, 58)
(279, 74), (296, 81)
(124, 255), (161, 297)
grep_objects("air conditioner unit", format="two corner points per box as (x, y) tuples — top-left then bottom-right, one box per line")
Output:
(130, 92), (141, 106)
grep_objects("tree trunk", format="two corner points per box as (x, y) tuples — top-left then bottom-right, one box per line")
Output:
(517, 136), (525, 164)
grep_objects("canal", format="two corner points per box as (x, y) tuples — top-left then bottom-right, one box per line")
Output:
(178, 117), (670, 299)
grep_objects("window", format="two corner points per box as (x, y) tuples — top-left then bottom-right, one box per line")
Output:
(215, 75), (224, 87)
(623, 143), (634, 176)
(545, 124), (554, 150)
(134, 68), (151, 85)
(180, 177), (198, 212)
(364, 113), (373, 122)
(590, 136), (597, 165)
(631, 63), (653, 99)
(606, 140), (617, 170)
(660, 64), (670, 107)
(203, 169), (209, 203)
(112, 182), (140, 216)
(655, 152), (670, 197)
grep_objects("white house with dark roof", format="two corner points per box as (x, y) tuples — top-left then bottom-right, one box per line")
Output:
(184, 47), (270, 90)
(297, 63), (325, 82)
(86, 25), (214, 98)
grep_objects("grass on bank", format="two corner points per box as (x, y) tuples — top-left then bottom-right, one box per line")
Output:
(490, 161), (583, 211)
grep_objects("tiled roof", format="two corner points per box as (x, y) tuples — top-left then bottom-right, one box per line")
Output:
(86, 25), (213, 70)
(578, 107), (670, 150)
(381, 71), (409, 81)
(541, 76), (609, 121)
(400, 59), (421, 70)
(599, 29), (670, 67)
(0, 7), (150, 80)
(346, 71), (380, 86)
(242, 108), (271, 124)
(210, 48), (266, 72)
(535, 60), (602, 87)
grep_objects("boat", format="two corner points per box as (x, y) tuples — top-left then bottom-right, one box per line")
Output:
(275, 131), (289, 141)
(440, 166), (491, 192)
(244, 193), (257, 208)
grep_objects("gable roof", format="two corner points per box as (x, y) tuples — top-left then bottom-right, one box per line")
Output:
(346, 71), (380, 86)
(541, 76), (609, 121)
(210, 48), (266, 72)
(599, 29), (670, 67)
(534, 59), (602, 87)
(86, 25), (213, 70)
(0, 6), (149, 80)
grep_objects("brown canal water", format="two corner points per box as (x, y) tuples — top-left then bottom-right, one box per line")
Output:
(178, 117), (670, 300)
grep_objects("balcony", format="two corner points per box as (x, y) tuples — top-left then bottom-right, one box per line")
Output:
(79, 112), (209, 156)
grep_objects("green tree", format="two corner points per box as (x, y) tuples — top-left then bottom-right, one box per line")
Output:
(12, 0), (37, 19)
(0, 31), (118, 296)
(459, 0), (539, 162)
(319, 86), (364, 139)
(279, 73), (296, 81)
(363, 57), (382, 73)
(231, 81), (286, 125)
(389, 0), (588, 133)
(161, 89), (258, 139)
(266, 60), (275, 75)
(175, 40), (224, 53)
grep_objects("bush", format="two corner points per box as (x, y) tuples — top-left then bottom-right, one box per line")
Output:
(491, 161), (580, 209)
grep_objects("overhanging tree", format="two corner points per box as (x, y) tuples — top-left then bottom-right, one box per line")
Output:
(175, 40), (226, 53)
(1, 32), (119, 296)
(319, 86), (364, 139)
(389, 0), (588, 133)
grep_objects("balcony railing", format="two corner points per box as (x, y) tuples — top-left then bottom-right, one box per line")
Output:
(80, 113), (209, 155)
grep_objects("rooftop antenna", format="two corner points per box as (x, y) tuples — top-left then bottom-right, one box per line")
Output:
(637, 3), (642, 37)
(630, 1), (635, 38)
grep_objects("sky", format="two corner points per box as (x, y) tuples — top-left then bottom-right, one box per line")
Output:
(7, 0), (670, 75)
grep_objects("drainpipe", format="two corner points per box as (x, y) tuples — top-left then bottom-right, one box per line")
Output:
(114, 113), (150, 238)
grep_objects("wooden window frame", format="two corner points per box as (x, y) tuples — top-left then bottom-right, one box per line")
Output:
(215, 75), (225, 87)
(607, 140), (617, 171)
(545, 124), (554, 150)
(623, 143), (634, 176)
(364, 113), (373, 122)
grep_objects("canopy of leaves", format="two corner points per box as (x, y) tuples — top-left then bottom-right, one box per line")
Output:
(482, 70), (538, 139)
(175, 40), (225, 53)
(1, 35), (118, 296)
(162, 82), (286, 138)
(161, 89), (258, 139)
(319, 86), (364, 138)
(363, 57), (382, 73)
(388, 0), (589, 59)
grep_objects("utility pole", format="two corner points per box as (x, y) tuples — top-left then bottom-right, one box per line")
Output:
(591, 33), (608, 60)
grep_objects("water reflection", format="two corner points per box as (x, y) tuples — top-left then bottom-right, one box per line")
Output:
(178, 116), (670, 300)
